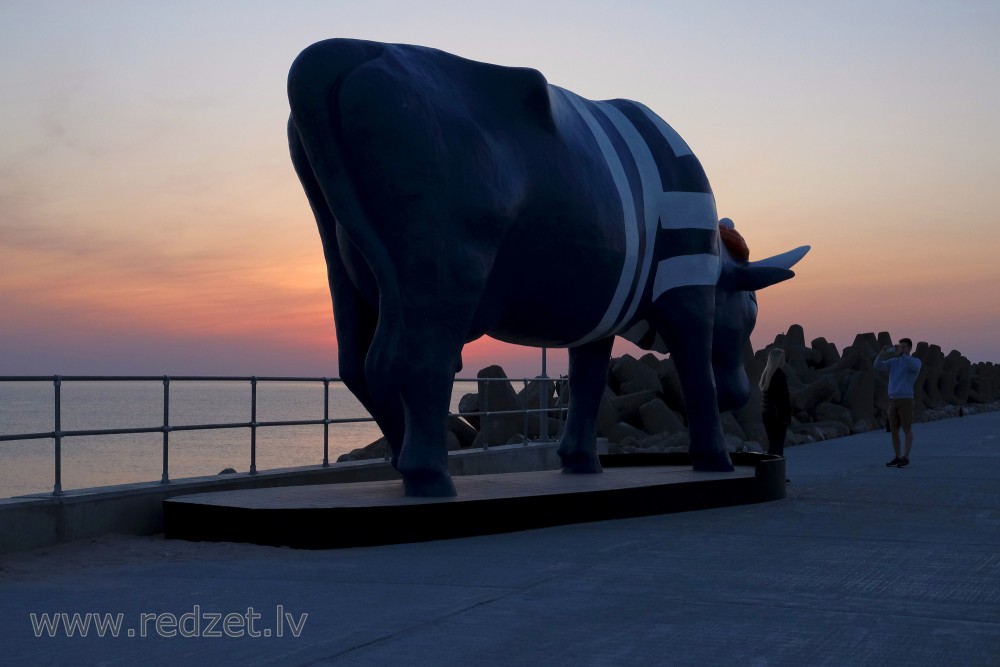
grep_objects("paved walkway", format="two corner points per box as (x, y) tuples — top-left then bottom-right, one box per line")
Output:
(1, 413), (998, 666)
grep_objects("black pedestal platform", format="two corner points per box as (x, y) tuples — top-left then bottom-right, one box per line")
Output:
(163, 453), (784, 549)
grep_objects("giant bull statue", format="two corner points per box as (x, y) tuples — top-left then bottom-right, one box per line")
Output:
(287, 39), (809, 497)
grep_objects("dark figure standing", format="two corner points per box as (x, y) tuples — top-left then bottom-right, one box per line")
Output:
(874, 337), (922, 468)
(760, 348), (792, 457)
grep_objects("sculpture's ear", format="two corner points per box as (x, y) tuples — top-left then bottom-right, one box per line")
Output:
(727, 266), (795, 292)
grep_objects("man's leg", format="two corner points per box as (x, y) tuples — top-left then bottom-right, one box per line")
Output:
(885, 399), (903, 466)
(888, 400), (902, 456)
(901, 398), (914, 461)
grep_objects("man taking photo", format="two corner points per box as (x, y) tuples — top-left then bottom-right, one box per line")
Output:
(874, 338), (922, 468)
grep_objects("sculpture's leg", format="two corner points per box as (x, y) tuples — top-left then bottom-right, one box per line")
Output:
(373, 325), (463, 497)
(557, 337), (614, 473)
(652, 287), (734, 472)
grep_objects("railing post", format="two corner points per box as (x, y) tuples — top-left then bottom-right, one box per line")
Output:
(52, 375), (63, 496)
(322, 378), (330, 467)
(559, 378), (568, 435)
(522, 379), (529, 445)
(250, 377), (258, 475)
(539, 360), (549, 442)
(161, 376), (170, 483)
(482, 378), (489, 450)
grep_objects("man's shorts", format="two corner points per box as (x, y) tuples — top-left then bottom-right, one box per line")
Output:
(888, 398), (914, 431)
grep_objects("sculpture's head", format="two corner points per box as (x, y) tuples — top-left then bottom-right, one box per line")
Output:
(712, 218), (809, 411)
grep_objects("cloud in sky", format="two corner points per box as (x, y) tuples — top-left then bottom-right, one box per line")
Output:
(2, 1), (999, 378)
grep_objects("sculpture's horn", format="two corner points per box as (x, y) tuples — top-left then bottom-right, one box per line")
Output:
(726, 245), (810, 292)
(750, 245), (811, 271)
(730, 265), (795, 292)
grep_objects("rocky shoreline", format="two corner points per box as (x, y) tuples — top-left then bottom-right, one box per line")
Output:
(338, 325), (1000, 461)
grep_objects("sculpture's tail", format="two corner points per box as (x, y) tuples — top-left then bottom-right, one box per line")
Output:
(287, 38), (397, 298)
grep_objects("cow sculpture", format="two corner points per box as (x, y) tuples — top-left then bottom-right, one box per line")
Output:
(287, 39), (809, 497)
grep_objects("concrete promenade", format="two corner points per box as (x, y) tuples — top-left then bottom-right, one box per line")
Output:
(1, 412), (998, 666)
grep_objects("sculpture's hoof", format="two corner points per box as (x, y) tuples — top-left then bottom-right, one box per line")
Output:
(402, 471), (457, 497)
(691, 450), (735, 472)
(559, 452), (603, 474)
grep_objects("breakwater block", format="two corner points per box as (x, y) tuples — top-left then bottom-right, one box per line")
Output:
(163, 453), (784, 549)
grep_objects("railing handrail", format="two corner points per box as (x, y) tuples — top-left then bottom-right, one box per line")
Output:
(0, 375), (556, 382)
(0, 374), (568, 497)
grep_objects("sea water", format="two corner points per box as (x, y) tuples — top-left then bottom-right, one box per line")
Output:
(0, 379), (483, 498)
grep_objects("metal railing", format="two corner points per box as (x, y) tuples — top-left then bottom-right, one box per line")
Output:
(0, 375), (567, 497)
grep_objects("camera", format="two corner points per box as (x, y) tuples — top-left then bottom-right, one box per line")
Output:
(886, 346), (896, 353)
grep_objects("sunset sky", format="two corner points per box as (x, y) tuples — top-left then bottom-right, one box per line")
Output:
(2, 1), (998, 378)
